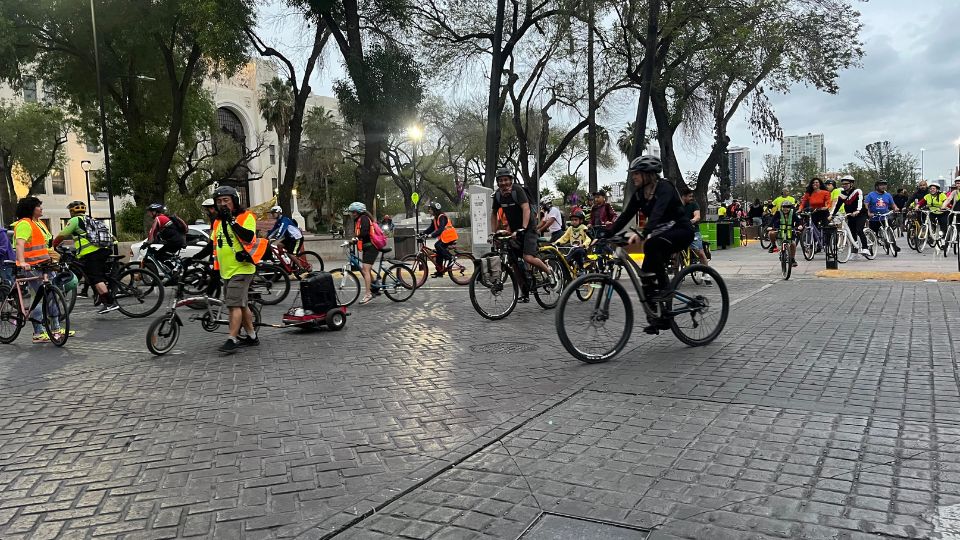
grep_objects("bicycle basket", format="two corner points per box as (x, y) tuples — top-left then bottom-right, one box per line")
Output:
(479, 255), (502, 286)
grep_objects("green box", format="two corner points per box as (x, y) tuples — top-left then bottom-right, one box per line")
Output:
(732, 227), (741, 248)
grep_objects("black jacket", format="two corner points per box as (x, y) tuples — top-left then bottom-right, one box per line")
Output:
(610, 180), (693, 236)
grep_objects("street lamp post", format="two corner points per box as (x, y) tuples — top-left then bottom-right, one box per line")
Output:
(920, 148), (925, 180)
(408, 125), (424, 234)
(81, 160), (93, 215)
(89, 0), (118, 245)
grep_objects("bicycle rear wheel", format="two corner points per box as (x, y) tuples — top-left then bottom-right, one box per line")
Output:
(837, 234), (852, 262)
(555, 273), (633, 363)
(447, 253), (477, 286)
(884, 228), (898, 257)
(468, 263), (518, 320)
(382, 264), (416, 302)
(146, 313), (180, 356)
(906, 222), (918, 251)
(402, 254), (429, 289)
(532, 258), (563, 309)
(780, 245), (791, 280)
(114, 268), (165, 318)
(42, 287), (69, 347)
(801, 228), (815, 261)
(668, 265), (728, 347)
(0, 285), (24, 344)
(300, 251), (324, 273)
(862, 230), (877, 260)
(329, 268), (361, 306)
(252, 263), (290, 305)
(759, 232), (771, 250)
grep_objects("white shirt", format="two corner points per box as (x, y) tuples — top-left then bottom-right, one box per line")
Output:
(545, 207), (563, 233)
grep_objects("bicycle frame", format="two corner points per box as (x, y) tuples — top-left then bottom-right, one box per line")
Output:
(4, 270), (51, 325)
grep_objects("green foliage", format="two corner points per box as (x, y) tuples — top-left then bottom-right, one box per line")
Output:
(850, 141), (919, 192)
(116, 202), (146, 237)
(789, 156), (821, 192)
(0, 102), (66, 183)
(333, 44), (423, 132)
(555, 174), (582, 203)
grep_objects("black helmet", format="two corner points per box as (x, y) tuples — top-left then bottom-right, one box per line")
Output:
(213, 185), (240, 206)
(628, 155), (662, 174)
(428, 201), (442, 212)
(147, 203), (165, 213)
(494, 167), (514, 179)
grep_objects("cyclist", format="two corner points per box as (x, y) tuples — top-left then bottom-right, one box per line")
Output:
(799, 177), (832, 228)
(680, 186), (712, 284)
(266, 205), (304, 257)
(488, 167), (557, 300)
(211, 186), (265, 353)
(748, 199), (763, 227)
(537, 196), (564, 242)
(771, 188), (796, 214)
(552, 209), (592, 270)
(588, 191), (617, 233)
(924, 183), (949, 237)
(944, 177), (960, 209)
(833, 175), (869, 259)
(52, 201), (118, 313)
(421, 201), (459, 277)
(605, 155), (694, 333)
(893, 188), (909, 214)
(769, 200), (801, 267)
(145, 203), (187, 263)
(865, 180), (900, 253)
(349, 202), (380, 305)
(910, 180), (930, 208)
(0, 223), (13, 285)
(11, 196), (63, 343)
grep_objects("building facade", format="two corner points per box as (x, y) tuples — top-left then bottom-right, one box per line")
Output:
(781, 133), (826, 174)
(2, 59), (338, 235)
(727, 146), (750, 190)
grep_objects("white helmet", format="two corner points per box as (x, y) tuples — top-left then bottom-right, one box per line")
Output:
(269, 205), (282, 214)
(201, 198), (215, 208)
(840, 174), (855, 182)
(540, 196), (553, 207)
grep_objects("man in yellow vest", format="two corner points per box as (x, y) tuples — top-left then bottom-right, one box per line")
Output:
(211, 186), (266, 353)
(12, 196), (60, 343)
(422, 201), (459, 277)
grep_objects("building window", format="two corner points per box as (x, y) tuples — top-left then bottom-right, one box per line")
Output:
(23, 78), (37, 103)
(42, 84), (58, 105)
(51, 169), (66, 195)
(271, 177), (278, 193)
(269, 145), (276, 165)
(34, 177), (46, 194)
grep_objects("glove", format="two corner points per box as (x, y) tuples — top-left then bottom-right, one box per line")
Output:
(217, 206), (233, 223)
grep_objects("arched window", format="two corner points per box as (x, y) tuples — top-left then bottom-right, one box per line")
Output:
(216, 107), (250, 205)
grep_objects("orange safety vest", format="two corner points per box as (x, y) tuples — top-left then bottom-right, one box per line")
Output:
(354, 215), (372, 251)
(211, 212), (266, 270)
(16, 219), (51, 267)
(433, 213), (458, 243)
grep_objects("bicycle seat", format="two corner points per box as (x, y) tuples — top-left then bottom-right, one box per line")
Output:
(378, 247), (393, 253)
(107, 255), (125, 261)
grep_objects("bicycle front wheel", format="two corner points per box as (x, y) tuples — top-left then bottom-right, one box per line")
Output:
(329, 268), (361, 306)
(668, 265), (728, 347)
(146, 314), (180, 356)
(884, 228), (898, 257)
(447, 253), (477, 286)
(759, 232), (771, 250)
(252, 263), (291, 305)
(382, 264), (416, 302)
(862, 230), (877, 260)
(402, 254), (429, 289)
(555, 274), (633, 363)
(801, 228), (815, 261)
(300, 251), (324, 273)
(533, 257), (564, 309)
(780, 246), (791, 280)
(42, 286), (69, 347)
(837, 234), (852, 262)
(114, 268), (165, 318)
(468, 264), (518, 320)
(0, 285), (24, 344)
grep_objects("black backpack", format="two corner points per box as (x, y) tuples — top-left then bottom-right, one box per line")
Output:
(159, 214), (188, 248)
(300, 271), (339, 312)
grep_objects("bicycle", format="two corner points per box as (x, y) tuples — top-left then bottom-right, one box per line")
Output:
(264, 241), (324, 276)
(670, 245), (705, 285)
(872, 211), (900, 257)
(778, 231), (798, 280)
(834, 214), (876, 262)
(0, 261), (70, 346)
(402, 236), (477, 288)
(915, 209), (941, 253)
(59, 246), (165, 318)
(798, 212), (825, 261)
(555, 230), (729, 363)
(538, 240), (609, 301)
(759, 215), (774, 250)
(468, 232), (561, 320)
(133, 246), (186, 286)
(145, 279), (264, 356)
(337, 240), (415, 304)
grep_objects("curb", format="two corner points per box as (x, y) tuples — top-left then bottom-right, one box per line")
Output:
(815, 270), (960, 282)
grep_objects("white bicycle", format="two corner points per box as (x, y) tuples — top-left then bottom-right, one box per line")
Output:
(833, 213), (876, 262)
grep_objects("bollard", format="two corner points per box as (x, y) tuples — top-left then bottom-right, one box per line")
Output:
(822, 224), (838, 269)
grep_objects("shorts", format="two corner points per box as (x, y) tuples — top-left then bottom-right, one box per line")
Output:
(78, 248), (109, 285)
(361, 243), (379, 265)
(223, 273), (255, 308)
(690, 231), (704, 251)
(521, 230), (538, 256)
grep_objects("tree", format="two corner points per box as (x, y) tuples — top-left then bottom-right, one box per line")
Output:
(755, 154), (787, 199)
(298, 106), (351, 230)
(258, 77), (294, 195)
(789, 156), (821, 192)
(554, 174), (582, 205)
(0, 102), (67, 222)
(0, 0), (256, 208)
(853, 141), (919, 192)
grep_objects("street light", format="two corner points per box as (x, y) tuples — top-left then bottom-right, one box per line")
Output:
(955, 138), (960, 177)
(920, 148), (925, 180)
(80, 160), (93, 216)
(89, 0), (118, 247)
(407, 124), (424, 234)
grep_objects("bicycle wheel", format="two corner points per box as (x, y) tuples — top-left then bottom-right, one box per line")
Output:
(113, 268), (165, 318)
(555, 273), (633, 363)
(447, 253), (477, 286)
(759, 232), (771, 250)
(943, 227), (956, 257)
(300, 251), (324, 273)
(837, 234), (852, 263)
(146, 313), (180, 356)
(884, 228), (898, 257)
(801, 228), (815, 261)
(0, 285), (24, 344)
(780, 245), (791, 280)
(668, 265), (729, 347)
(574, 273), (594, 301)
(907, 222), (918, 251)
(252, 263), (290, 305)
(42, 287), (69, 347)
(329, 268), (361, 306)
(917, 224), (929, 252)
(862, 230), (877, 260)
(468, 263), (518, 320)
(533, 258), (564, 310)
(382, 264), (416, 302)
(402, 254), (429, 289)
(181, 264), (211, 296)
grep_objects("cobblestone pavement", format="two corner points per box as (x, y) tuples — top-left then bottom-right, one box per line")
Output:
(1, 275), (959, 539)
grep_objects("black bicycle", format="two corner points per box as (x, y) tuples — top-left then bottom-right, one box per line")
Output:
(60, 247), (165, 318)
(469, 232), (562, 320)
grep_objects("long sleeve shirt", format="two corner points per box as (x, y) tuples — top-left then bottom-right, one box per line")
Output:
(609, 180), (692, 237)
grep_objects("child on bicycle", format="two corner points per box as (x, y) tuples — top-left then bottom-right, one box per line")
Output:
(768, 200), (802, 267)
(552, 210), (592, 270)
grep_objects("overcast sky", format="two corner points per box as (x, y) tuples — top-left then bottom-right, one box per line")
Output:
(259, 0), (960, 189)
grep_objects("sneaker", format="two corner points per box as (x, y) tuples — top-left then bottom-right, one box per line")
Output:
(431, 271), (445, 278)
(643, 318), (671, 335)
(791, 260), (799, 267)
(93, 295), (102, 307)
(97, 304), (120, 314)
(239, 334), (259, 347)
(548, 271), (558, 288)
(51, 329), (74, 341)
(703, 276), (713, 285)
(32, 332), (50, 344)
(218, 339), (241, 353)
(518, 295), (530, 303)
(893, 244), (901, 253)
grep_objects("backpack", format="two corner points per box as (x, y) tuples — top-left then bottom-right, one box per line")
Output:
(0, 227), (14, 262)
(300, 271), (340, 312)
(368, 218), (387, 250)
(78, 216), (113, 249)
(167, 214), (189, 235)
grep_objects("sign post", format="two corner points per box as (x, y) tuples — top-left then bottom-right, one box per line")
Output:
(469, 185), (493, 257)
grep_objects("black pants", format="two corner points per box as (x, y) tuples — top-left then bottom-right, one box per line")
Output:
(643, 226), (695, 290)
(281, 236), (302, 255)
(847, 212), (868, 250)
(434, 240), (454, 270)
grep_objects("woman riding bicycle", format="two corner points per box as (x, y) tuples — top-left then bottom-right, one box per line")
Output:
(421, 201), (458, 277)
(604, 155), (694, 332)
(799, 177), (831, 228)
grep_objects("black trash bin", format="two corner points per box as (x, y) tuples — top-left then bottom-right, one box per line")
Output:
(716, 221), (733, 249)
(393, 226), (416, 259)
(822, 225), (838, 269)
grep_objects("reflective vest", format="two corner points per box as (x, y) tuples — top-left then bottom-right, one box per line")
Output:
(434, 214), (458, 243)
(16, 219), (51, 267)
(211, 212), (266, 270)
(778, 210), (795, 241)
(925, 193), (947, 214)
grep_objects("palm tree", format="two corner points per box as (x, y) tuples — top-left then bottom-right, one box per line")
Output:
(258, 78), (294, 203)
(616, 122), (656, 160)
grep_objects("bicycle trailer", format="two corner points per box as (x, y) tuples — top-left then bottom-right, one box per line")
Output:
(279, 271), (348, 331)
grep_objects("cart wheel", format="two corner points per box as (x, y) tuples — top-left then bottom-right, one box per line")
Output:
(326, 309), (346, 331)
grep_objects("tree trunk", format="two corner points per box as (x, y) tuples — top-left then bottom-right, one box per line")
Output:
(0, 160), (15, 226)
(694, 128), (730, 214)
(482, 0), (507, 189)
(586, 0), (598, 195)
(357, 120), (383, 214)
(651, 87), (683, 185)
(625, 0), (661, 202)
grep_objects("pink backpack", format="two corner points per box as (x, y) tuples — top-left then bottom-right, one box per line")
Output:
(369, 220), (387, 250)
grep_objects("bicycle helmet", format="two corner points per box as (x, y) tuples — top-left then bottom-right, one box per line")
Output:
(147, 203), (165, 213)
(840, 174), (855, 183)
(54, 270), (78, 293)
(540, 196), (553, 208)
(428, 201), (442, 212)
(201, 198), (215, 208)
(67, 201), (87, 216)
(347, 202), (366, 213)
(212, 185), (240, 206)
(269, 205), (282, 214)
(494, 167), (514, 179)
(628, 155), (662, 174)
(570, 209), (585, 220)
(823, 178), (836, 187)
